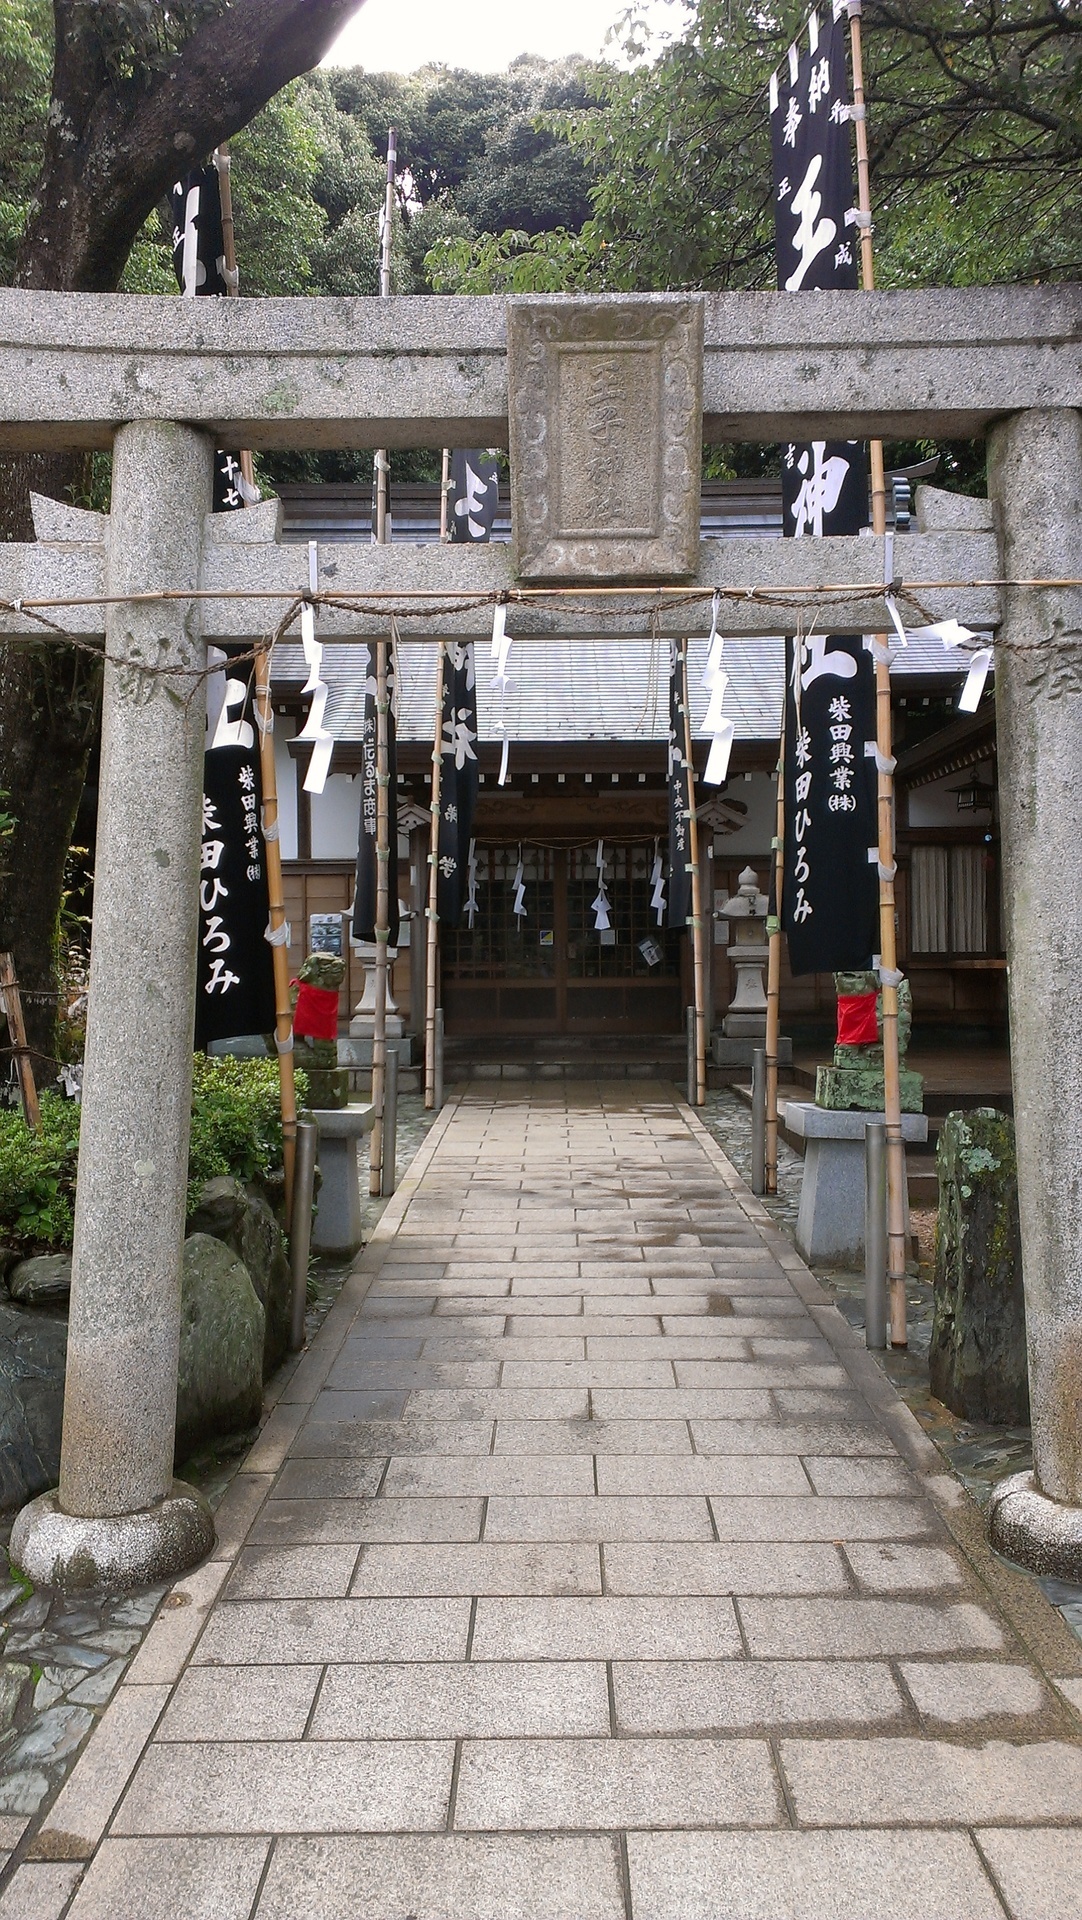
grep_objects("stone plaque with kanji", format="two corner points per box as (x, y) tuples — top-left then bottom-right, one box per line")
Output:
(508, 295), (704, 581)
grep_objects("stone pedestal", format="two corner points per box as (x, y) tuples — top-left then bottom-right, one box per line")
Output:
(785, 1102), (928, 1268)
(311, 1104), (375, 1258)
(712, 1034), (793, 1070)
(986, 406), (1082, 1578)
(338, 1036), (414, 1069)
(12, 420), (216, 1591)
(350, 942), (402, 1039)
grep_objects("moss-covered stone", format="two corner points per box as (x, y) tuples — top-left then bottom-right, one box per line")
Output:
(187, 1176), (292, 1377)
(815, 1064), (925, 1112)
(0, 1301), (67, 1511)
(296, 1039), (348, 1111)
(930, 1108), (1028, 1425)
(175, 1234), (264, 1463)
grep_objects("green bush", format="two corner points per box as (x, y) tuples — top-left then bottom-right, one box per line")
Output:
(186, 1055), (308, 1213)
(0, 1058), (306, 1254)
(0, 1091), (80, 1252)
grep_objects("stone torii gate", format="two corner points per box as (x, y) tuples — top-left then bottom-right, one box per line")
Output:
(0, 284), (1079, 1587)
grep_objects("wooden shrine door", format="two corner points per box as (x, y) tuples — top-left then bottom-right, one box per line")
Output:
(441, 843), (684, 1036)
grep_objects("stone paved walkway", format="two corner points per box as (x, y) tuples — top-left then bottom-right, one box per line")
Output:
(4, 1083), (1082, 1919)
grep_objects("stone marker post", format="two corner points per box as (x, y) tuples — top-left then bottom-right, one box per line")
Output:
(12, 420), (217, 1588)
(985, 407), (1082, 1578)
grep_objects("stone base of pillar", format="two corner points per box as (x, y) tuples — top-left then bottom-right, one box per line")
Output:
(987, 1470), (1082, 1582)
(10, 1480), (215, 1593)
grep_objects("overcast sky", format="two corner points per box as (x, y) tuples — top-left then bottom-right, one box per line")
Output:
(324, 0), (691, 74)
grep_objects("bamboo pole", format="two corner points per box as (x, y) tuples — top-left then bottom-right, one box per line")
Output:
(0, 953), (40, 1129)
(424, 646), (445, 1109)
(848, 8), (908, 1347)
(421, 448), (452, 1107)
(369, 625), (392, 1195)
(764, 743), (785, 1195)
(373, 129), (397, 549)
(215, 144), (297, 1226)
(366, 127), (398, 1195)
(440, 449), (452, 543)
(679, 642), (707, 1105)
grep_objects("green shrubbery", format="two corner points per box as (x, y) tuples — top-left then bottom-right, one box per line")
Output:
(186, 1055), (307, 1212)
(0, 1057), (306, 1254)
(0, 1091), (80, 1252)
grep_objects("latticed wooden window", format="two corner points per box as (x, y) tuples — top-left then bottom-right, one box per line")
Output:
(564, 844), (681, 979)
(443, 846), (555, 979)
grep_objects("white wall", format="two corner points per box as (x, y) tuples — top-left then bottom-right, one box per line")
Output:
(273, 721), (298, 861)
(907, 760), (994, 829)
(705, 770), (777, 868)
(310, 771), (361, 859)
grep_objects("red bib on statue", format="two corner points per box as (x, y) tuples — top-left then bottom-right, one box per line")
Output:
(836, 992), (879, 1047)
(293, 981), (339, 1041)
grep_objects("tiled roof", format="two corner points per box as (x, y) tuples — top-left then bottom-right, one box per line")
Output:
(274, 627), (970, 747)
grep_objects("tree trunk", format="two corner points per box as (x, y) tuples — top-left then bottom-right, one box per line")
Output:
(0, 451), (98, 1086)
(1, 0), (367, 1088)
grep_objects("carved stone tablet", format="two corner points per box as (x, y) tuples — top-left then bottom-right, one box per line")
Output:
(508, 295), (704, 582)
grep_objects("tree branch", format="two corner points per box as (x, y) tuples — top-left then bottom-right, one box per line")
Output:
(17, 0), (368, 289)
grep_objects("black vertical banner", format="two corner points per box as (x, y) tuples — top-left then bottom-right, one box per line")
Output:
(771, 6), (858, 298)
(171, 167), (249, 512)
(172, 164), (275, 1042)
(436, 644), (479, 925)
(172, 166), (227, 296)
(351, 645), (401, 947)
(667, 642), (693, 931)
(439, 447), (493, 923)
(771, 6), (879, 975)
(197, 658), (277, 1044)
(782, 633), (878, 973)
(448, 451), (500, 542)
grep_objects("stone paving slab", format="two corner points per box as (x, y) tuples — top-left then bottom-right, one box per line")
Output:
(5, 1083), (1082, 1917)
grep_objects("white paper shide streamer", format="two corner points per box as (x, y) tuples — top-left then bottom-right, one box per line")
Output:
(700, 600), (734, 786)
(650, 842), (666, 926)
(296, 602), (334, 794)
(512, 847), (527, 922)
(490, 603), (513, 787)
(877, 614), (994, 714)
(465, 838), (479, 928)
(958, 647), (993, 713)
(591, 840), (612, 933)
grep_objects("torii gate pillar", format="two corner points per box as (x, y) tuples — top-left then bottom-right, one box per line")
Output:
(11, 420), (217, 1589)
(987, 406), (1082, 1578)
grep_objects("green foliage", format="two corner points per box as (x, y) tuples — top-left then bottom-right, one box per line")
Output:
(75, 0), (225, 89)
(426, 224), (598, 295)
(432, 2), (1082, 296)
(0, 1091), (79, 1253)
(0, 790), (17, 878)
(186, 1054), (308, 1211)
(0, 1060), (306, 1253)
(0, 0), (52, 283)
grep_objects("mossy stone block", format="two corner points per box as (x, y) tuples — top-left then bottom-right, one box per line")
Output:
(930, 1107), (1028, 1425)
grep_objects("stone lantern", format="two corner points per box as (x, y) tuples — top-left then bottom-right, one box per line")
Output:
(720, 868), (769, 1035)
(712, 868), (793, 1071)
